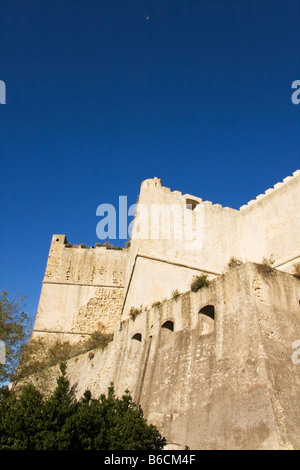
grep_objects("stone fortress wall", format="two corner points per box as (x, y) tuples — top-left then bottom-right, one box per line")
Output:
(30, 170), (300, 449)
(57, 263), (300, 450)
(239, 171), (300, 272)
(122, 170), (300, 318)
(32, 234), (127, 345)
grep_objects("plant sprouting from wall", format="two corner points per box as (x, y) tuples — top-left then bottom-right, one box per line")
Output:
(151, 301), (162, 309)
(190, 274), (210, 292)
(261, 254), (275, 268)
(129, 306), (143, 321)
(228, 257), (243, 269)
(86, 330), (114, 350)
(171, 289), (180, 301)
(258, 254), (276, 276)
(16, 328), (113, 383)
(293, 263), (300, 280)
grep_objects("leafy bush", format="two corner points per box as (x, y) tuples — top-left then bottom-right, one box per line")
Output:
(86, 331), (113, 350)
(0, 364), (166, 450)
(190, 274), (210, 292)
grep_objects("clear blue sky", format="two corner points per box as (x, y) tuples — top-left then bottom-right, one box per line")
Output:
(0, 0), (299, 322)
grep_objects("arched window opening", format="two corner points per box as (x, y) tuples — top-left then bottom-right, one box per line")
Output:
(161, 320), (174, 331)
(132, 333), (142, 342)
(199, 305), (214, 319)
(186, 198), (199, 210)
(198, 305), (215, 335)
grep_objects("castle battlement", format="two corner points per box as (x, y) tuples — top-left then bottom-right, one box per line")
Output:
(120, 170), (300, 317)
(140, 175), (239, 212)
(240, 169), (300, 210)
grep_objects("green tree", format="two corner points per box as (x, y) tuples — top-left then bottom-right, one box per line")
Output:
(38, 362), (77, 449)
(0, 363), (166, 450)
(0, 290), (31, 386)
(0, 383), (44, 449)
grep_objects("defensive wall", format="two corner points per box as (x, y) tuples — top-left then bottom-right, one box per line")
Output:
(122, 170), (300, 318)
(32, 234), (127, 345)
(29, 170), (300, 449)
(42, 263), (300, 450)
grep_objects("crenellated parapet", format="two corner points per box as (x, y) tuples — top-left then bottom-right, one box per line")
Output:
(240, 170), (300, 211)
(121, 170), (300, 318)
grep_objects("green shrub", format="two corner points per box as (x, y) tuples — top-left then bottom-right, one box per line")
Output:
(190, 274), (210, 292)
(86, 331), (114, 350)
(0, 365), (166, 450)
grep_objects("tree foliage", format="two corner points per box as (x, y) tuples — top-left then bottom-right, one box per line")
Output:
(0, 290), (31, 386)
(0, 363), (166, 450)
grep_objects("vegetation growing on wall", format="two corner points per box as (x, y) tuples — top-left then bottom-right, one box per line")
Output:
(95, 242), (123, 250)
(129, 306), (143, 321)
(228, 257), (243, 269)
(190, 274), (210, 292)
(293, 263), (300, 280)
(171, 289), (180, 301)
(85, 330), (114, 350)
(16, 329), (113, 384)
(151, 301), (162, 309)
(257, 254), (276, 276)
